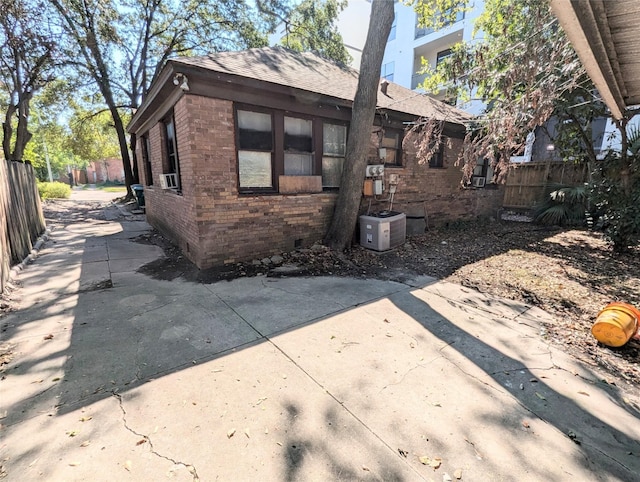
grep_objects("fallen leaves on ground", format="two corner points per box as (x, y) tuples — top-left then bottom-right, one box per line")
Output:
(419, 455), (442, 468)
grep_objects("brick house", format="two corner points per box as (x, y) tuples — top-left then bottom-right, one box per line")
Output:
(128, 47), (502, 269)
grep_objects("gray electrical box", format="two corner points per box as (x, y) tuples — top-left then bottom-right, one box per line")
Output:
(359, 211), (406, 251)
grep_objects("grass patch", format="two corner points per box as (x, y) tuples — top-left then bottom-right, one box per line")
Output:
(101, 186), (127, 192)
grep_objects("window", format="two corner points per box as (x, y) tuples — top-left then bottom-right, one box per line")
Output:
(141, 135), (153, 186)
(415, 8), (465, 39)
(237, 110), (273, 189)
(429, 143), (444, 168)
(388, 14), (397, 42)
(236, 107), (348, 193)
(381, 62), (394, 82)
(436, 49), (453, 68)
(284, 116), (313, 175)
(380, 128), (402, 166)
(472, 158), (493, 185)
(163, 116), (181, 189)
(322, 123), (347, 188)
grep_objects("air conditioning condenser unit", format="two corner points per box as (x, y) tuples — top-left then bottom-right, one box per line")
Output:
(359, 211), (406, 251)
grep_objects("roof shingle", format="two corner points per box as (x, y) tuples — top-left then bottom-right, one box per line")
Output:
(172, 47), (470, 124)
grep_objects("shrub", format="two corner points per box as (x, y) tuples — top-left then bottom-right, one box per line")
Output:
(37, 181), (72, 199)
(533, 184), (588, 227)
(590, 125), (640, 252)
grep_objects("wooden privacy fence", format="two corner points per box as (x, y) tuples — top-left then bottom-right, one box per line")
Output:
(503, 160), (589, 210)
(1, 159), (46, 294)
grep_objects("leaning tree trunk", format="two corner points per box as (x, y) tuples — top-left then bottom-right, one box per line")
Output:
(324, 0), (394, 251)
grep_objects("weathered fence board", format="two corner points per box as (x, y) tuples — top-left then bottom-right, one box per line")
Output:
(503, 160), (589, 210)
(1, 160), (46, 294)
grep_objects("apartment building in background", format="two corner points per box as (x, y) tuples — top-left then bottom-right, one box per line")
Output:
(381, 1), (485, 115)
(270, 1), (486, 114)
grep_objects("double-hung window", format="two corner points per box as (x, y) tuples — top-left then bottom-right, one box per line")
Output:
(237, 110), (273, 190)
(429, 143), (445, 168)
(284, 116), (313, 175)
(322, 123), (347, 188)
(163, 116), (181, 190)
(380, 128), (402, 167)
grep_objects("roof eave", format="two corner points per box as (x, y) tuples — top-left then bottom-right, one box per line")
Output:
(550, 0), (626, 120)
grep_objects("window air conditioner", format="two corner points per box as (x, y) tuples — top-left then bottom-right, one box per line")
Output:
(471, 176), (486, 188)
(160, 173), (178, 189)
(359, 211), (406, 251)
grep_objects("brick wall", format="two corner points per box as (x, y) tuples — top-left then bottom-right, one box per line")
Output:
(141, 94), (503, 269)
(143, 102), (199, 265)
(364, 132), (504, 226)
(85, 158), (126, 184)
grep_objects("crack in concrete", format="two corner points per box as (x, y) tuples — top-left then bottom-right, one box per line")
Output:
(112, 392), (200, 481)
(379, 355), (443, 393)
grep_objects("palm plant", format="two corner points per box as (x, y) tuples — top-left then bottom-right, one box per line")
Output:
(533, 183), (588, 226)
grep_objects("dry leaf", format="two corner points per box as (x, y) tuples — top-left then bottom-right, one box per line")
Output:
(522, 420), (530, 428)
(362, 465), (370, 471)
(67, 430), (79, 437)
(68, 462), (80, 467)
(535, 392), (546, 400)
(136, 439), (147, 446)
(454, 468), (463, 479)
(578, 391), (589, 396)
(227, 428), (236, 438)
(80, 441), (90, 447)
(244, 429), (250, 438)
(419, 456), (442, 468)
(79, 417), (92, 422)
(44, 334), (54, 340)
(52, 377), (61, 382)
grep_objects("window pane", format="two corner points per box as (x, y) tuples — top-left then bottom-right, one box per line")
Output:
(238, 150), (272, 188)
(238, 110), (272, 150)
(284, 117), (312, 152)
(284, 153), (313, 176)
(322, 156), (343, 188)
(384, 149), (397, 164)
(381, 131), (399, 148)
(323, 124), (346, 156)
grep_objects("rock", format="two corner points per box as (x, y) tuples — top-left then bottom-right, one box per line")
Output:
(251, 259), (262, 266)
(270, 255), (284, 266)
(311, 244), (327, 252)
(261, 257), (272, 265)
(272, 264), (303, 274)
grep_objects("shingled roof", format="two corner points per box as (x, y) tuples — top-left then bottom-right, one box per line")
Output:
(171, 47), (471, 124)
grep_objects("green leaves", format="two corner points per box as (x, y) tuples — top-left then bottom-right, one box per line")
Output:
(278, 0), (351, 65)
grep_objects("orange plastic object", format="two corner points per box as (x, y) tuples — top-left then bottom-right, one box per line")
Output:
(591, 302), (640, 347)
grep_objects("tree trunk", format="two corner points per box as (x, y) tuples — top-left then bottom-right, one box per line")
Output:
(2, 104), (15, 161)
(13, 93), (33, 161)
(324, 0), (394, 251)
(110, 108), (134, 198)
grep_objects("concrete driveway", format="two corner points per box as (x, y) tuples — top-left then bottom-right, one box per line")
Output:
(1, 202), (639, 481)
